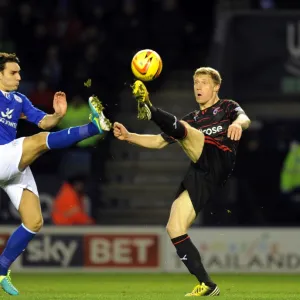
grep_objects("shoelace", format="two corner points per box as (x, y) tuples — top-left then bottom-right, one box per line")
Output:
(138, 85), (144, 96)
(132, 82), (145, 98)
(191, 285), (203, 295)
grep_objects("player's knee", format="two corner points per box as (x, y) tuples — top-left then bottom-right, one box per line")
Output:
(19, 132), (50, 171)
(34, 132), (49, 150)
(179, 121), (190, 139)
(24, 132), (49, 152)
(23, 214), (44, 232)
(166, 222), (186, 238)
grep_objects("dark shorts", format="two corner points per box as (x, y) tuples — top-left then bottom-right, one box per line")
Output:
(175, 140), (235, 214)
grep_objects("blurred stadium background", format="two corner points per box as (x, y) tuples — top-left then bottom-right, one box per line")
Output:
(1, 0), (300, 298)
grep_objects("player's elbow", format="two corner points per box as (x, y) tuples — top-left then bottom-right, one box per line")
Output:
(239, 114), (251, 130)
(244, 116), (251, 129)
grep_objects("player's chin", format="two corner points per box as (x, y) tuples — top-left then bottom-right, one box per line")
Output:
(195, 97), (205, 104)
(9, 85), (18, 91)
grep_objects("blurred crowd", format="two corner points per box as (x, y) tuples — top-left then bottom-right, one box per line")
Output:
(206, 120), (300, 227)
(0, 0), (217, 225)
(0, 0), (216, 178)
(1, 0), (215, 112)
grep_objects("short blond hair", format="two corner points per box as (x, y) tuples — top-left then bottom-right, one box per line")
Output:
(193, 67), (222, 85)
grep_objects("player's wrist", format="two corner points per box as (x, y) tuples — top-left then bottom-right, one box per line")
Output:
(125, 132), (133, 142)
(232, 122), (242, 129)
(53, 112), (64, 119)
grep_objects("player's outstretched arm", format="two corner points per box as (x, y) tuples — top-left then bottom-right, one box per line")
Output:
(113, 122), (168, 149)
(38, 91), (67, 130)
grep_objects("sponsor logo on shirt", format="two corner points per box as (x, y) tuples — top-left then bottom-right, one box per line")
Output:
(202, 126), (223, 135)
(213, 107), (221, 115)
(1, 108), (14, 119)
(0, 108), (17, 128)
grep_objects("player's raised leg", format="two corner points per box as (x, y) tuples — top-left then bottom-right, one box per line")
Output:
(176, 121), (205, 163)
(132, 80), (205, 163)
(166, 190), (220, 296)
(19, 96), (111, 170)
(0, 96), (111, 295)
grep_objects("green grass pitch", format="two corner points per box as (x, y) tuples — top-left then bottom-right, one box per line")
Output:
(2, 273), (300, 299)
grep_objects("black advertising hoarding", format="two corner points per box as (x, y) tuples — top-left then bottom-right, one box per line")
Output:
(210, 12), (300, 101)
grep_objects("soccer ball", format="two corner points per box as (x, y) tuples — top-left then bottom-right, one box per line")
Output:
(131, 49), (163, 81)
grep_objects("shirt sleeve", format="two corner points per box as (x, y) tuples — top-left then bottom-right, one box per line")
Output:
(22, 94), (47, 125)
(226, 100), (246, 122)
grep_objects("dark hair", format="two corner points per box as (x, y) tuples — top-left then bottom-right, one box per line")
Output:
(0, 53), (20, 72)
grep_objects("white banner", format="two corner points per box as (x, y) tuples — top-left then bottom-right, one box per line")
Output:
(163, 228), (300, 273)
(1, 226), (300, 273)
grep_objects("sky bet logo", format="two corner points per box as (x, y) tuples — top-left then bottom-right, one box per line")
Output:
(202, 126), (223, 135)
(22, 235), (83, 267)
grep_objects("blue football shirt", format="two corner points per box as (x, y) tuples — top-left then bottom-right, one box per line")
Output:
(0, 91), (46, 145)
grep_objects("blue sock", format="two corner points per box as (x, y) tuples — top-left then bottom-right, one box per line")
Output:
(0, 224), (36, 275)
(46, 123), (99, 149)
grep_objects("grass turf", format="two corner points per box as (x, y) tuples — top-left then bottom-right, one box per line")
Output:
(2, 273), (300, 299)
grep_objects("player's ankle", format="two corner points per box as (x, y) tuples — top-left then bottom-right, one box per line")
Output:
(203, 281), (216, 288)
(0, 265), (8, 276)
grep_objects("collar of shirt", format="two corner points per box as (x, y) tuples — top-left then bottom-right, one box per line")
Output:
(0, 90), (10, 99)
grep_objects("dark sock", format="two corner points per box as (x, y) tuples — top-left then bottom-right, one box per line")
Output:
(149, 106), (187, 140)
(0, 224), (36, 275)
(171, 234), (212, 284)
(46, 123), (99, 149)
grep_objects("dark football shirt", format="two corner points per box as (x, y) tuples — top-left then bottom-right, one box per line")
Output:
(161, 99), (245, 155)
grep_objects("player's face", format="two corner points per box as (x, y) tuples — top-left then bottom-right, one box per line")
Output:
(0, 62), (21, 92)
(193, 74), (219, 105)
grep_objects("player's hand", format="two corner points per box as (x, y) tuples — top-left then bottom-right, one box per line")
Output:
(53, 91), (67, 118)
(227, 123), (242, 141)
(113, 122), (129, 141)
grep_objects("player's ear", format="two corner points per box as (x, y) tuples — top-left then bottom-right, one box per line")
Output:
(213, 84), (220, 93)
